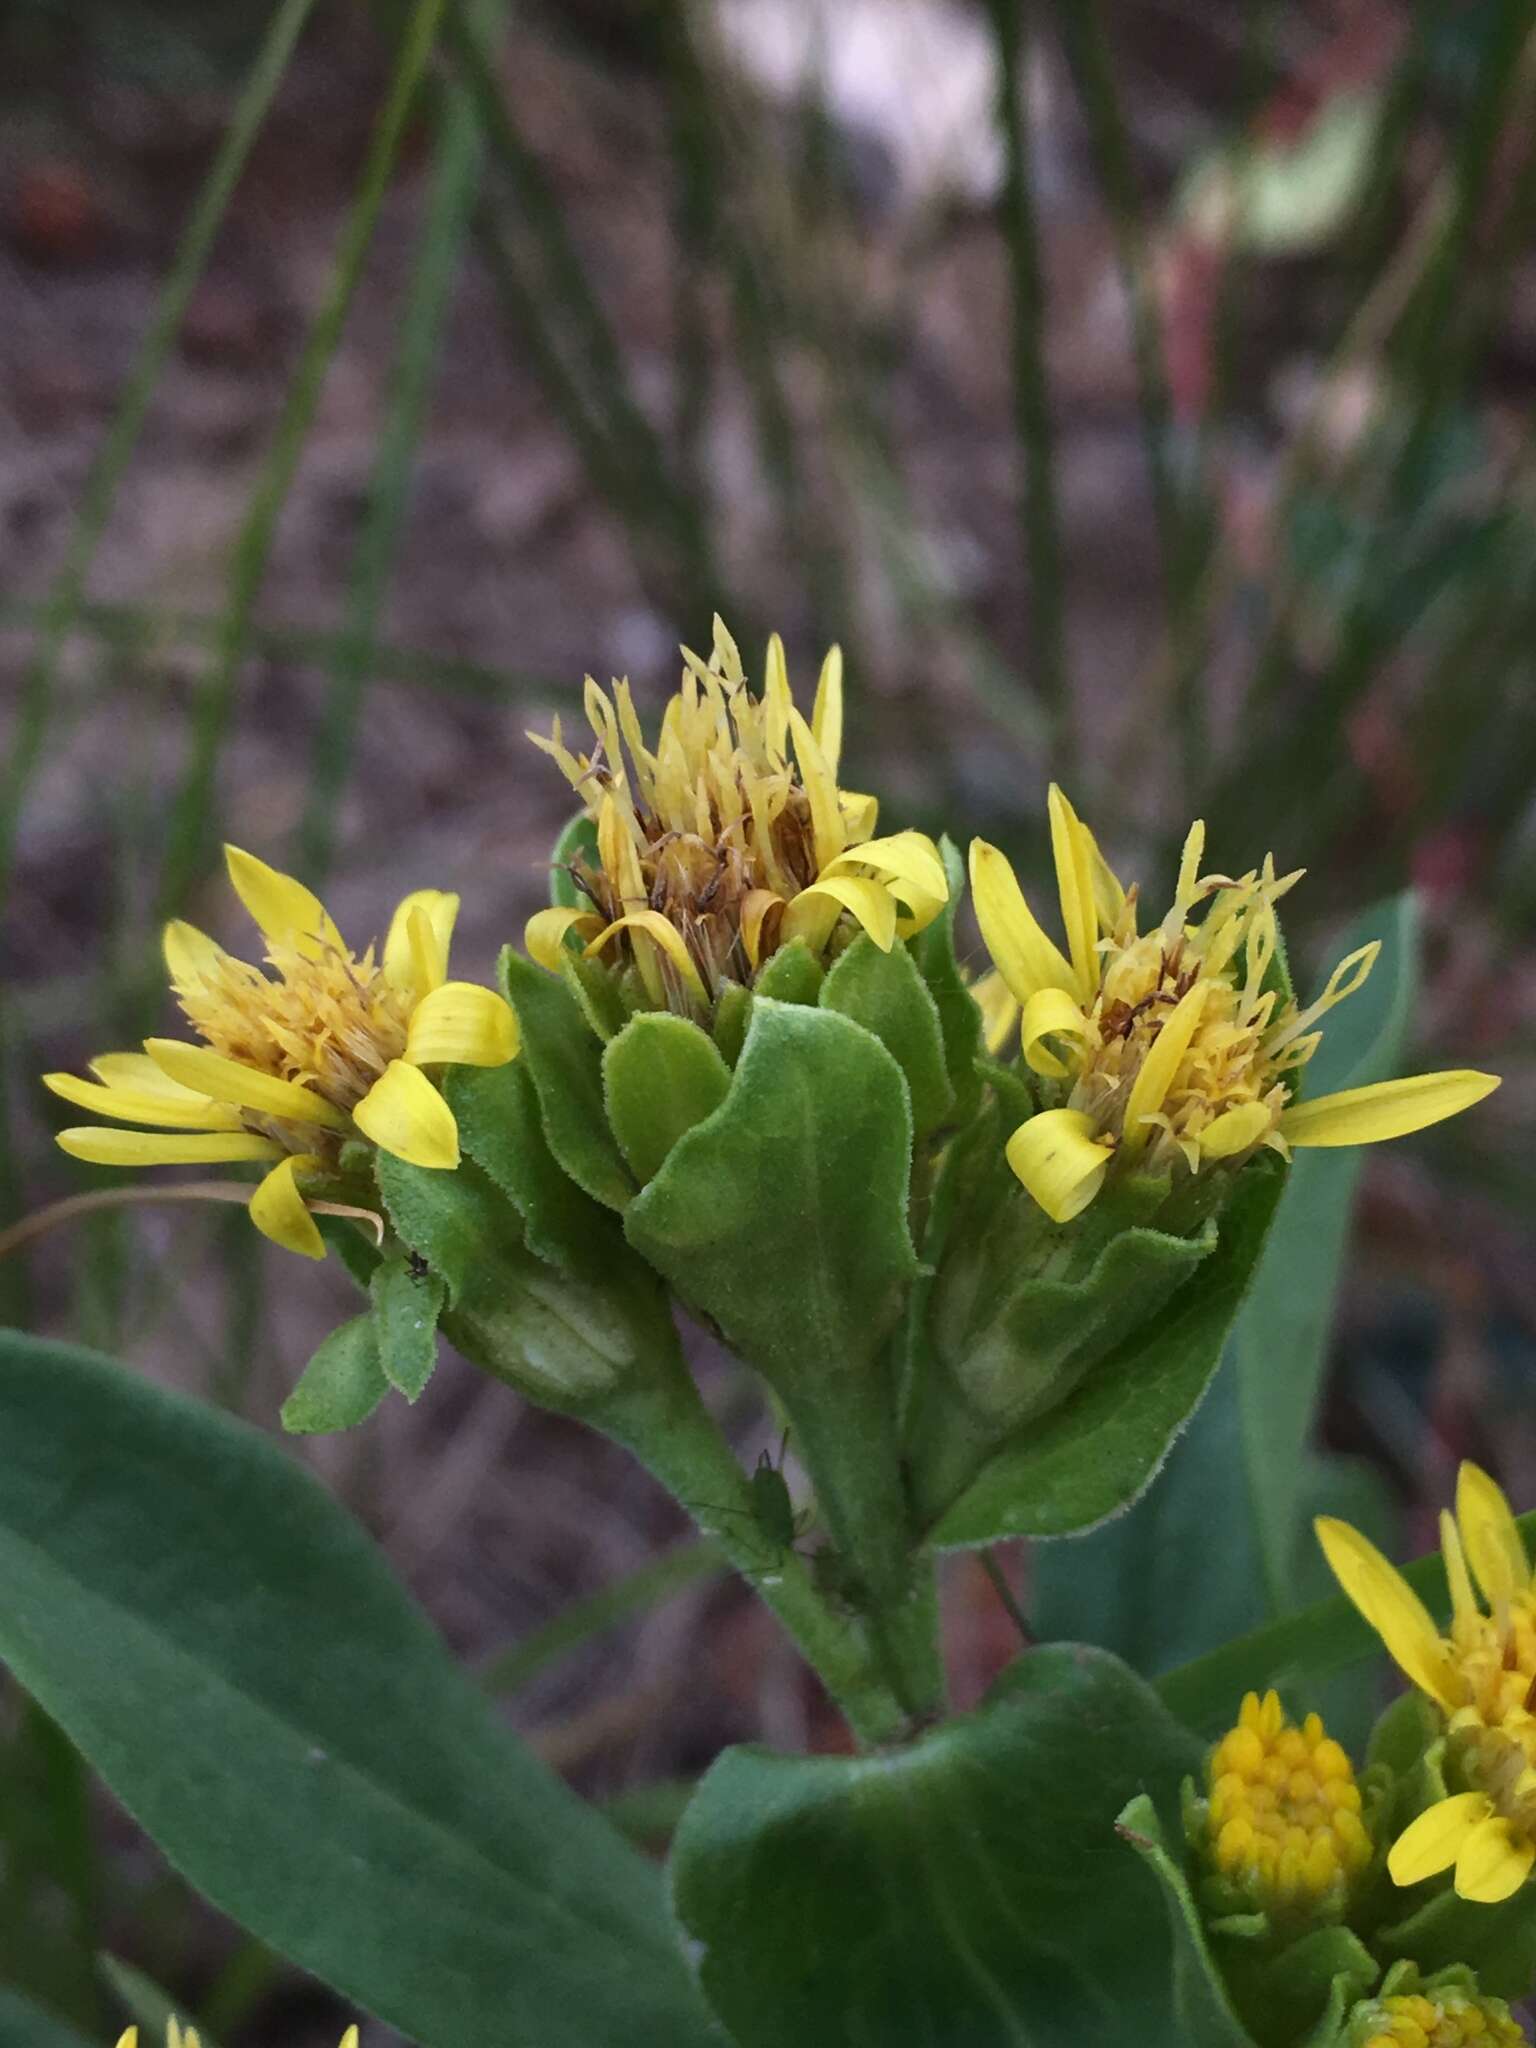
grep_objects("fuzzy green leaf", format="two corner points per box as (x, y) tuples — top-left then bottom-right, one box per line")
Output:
(603, 1013), (732, 1185)
(500, 949), (635, 1211)
(913, 834), (983, 1124)
(547, 808), (600, 910)
(752, 938), (823, 1004)
(368, 1253), (444, 1401)
(671, 1645), (1200, 2046)
(0, 1332), (718, 2048)
(819, 933), (953, 1137)
(280, 1313), (388, 1435)
(1116, 1795), (1258, 2047)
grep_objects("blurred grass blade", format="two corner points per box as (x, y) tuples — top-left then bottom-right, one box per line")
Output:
(157, 0), (448, 923)
(987, 0), (1071, 775)
(0, 0), (318, 908)
(480, 1539), (722, 1698)
(98, 1958), (219, 2048)
(297, 29), (487, 880)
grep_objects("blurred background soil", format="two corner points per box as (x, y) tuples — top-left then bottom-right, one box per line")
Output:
(1, 1), (1534, 2037)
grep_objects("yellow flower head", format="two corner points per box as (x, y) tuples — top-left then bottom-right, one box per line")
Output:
(46, 848), (518, 1259)
(526, 615), (947, 1014)
(971, 788), (1499, 1222)
(1317, 1464), (1536, 1904)
(1349, 1976), (1528, 2048)
(1201, 1689), (1372, 1919)
(115, 2028), (359, 2048)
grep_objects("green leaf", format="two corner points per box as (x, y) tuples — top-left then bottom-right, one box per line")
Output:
(751, 939), (823, 1004)
(560, 950), (631, 1041)
(500, 949), (635, 1211)
(931, 1159), (1285, 1543)
(603, 1013), (732, 1185)
(280, 1314), (388, 1434)
(912, 834), (982, 1125)
(0, 1992), (95, 2048)
(711, 981), (752, 1066)
(0, 1330), (718, 2048)
(1116, 1795), (1257, 2047)
(377, 1153), (675, 1414)
(819, 934), (953, 1137)
(548, 808), (600, 910)
(368, 1253), (444, 1401)
(446, 1059), (630, 1284)
(625, 1000), (920, 1622)
(671, 1644), (1200, 2046)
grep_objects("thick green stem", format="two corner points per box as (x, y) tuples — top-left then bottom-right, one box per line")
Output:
(591, 1373), (917, 1748)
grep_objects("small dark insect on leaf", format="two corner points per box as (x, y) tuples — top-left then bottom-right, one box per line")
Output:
(407, 1250), (430, 1281)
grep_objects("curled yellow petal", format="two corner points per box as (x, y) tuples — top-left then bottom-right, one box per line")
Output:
(1019, 986), (1089, 1080)
(827, 830), (949, 932)
(968, 840), (1077, 1006)
(783, 875), (897, 953)
(144, 1040), (349, 1134)
(1314, 1515), (1457, 1709)
(740, 889), (782, 970)
(525, 906), (603, 972)
(352, 1060), (460, 1170)
(248, 1154), (326, 1260)
(1004, 1109), (1114, 1224)
(585, 910), (709, 1004)
(1278, 1070), (1499, 1147)
(1048, 785), (1101, 1000)
(1196, 1101), (1274, 1160)
(838, 791), (879, 842)
(162, 919), (228, 993)
(405, 982), (519, 1068)
(1457, 1460), (1529, 1611)
(224, 844), (343, 958)
(43, 1071), (244, 1131)
(1122, 981), (1209, 1152)
(787, 706), (846, 873)
(383, 888), (459, 995)
(1388, 1793), (1491, 1886)
(56, 1127), (283, 1167)
(1455, 1814), (1534, 1903)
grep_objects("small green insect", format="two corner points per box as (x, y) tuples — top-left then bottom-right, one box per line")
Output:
(691, 1431), (813, 1569)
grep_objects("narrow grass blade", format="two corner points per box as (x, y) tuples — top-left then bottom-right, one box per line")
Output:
(480, 1540), (722, 1697)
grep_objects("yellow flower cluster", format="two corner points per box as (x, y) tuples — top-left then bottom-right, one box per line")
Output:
(1356, 1988), (1527, 2047)
(527, 616), (947, 1012)
(1205, 1688), (1372, 1914)
(1320, 1465), (1536, 1904)
(45, 848), (517, 1258)
(972, 787), (1497, 1221)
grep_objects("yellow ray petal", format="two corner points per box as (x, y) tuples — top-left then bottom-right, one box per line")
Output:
(162, 918), (228, 993)
(972, 970), (1020, 1057)
(1455, 1814), (1535, 1903)
(353, 1060), (459, 1170)
(1441, 1508), (1480, 1630)
(90, 1051), (219, 1102)
(405, 982), (519, 1068)
(828, 830), (949, 927)
(1196, 1101), (1274, 1160)
(248, 1153), (325, 1259)
(525, 906), (603, 972)
(224, 845), (343, 958)
(585, 910), (709, 1004)
(114, 2032), (138, 2048)
(1278, 1070), (1499, 1147)
(1047, 785), (1101, 1000)
(56, 1127), (283, 1167)
(383, 889), (459, 995)
(811, 642), (844, 778)
(838, 791), (879, 842)
(1004, 1109), (1114, 1223)
(339, 2031), (360, 2048)
(787, 706), (846, 872)
(145, 1041), (349, 1133)
(44, 1071), (244, 1131)
(968, 839), (1078, 1005)
(783, 875), (897, 954)
(1019, 986), (1089, 1080)
(1457, 1461), (1529, 1611)
(1314, 1516), (1458, 1709)
(1387, 1792), (1491, 1885)
(1122, 981), (1210, 1152)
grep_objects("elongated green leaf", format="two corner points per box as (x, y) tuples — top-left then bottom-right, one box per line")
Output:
(501, 950), (635, 1211)
(671, 1644), (1200, 2046)
(912, 834), (983, 1124)
(932, 1158), (1284, 1543)
(603, 1014), (732, 1185)
(0, 1331), (717, 2048)
(369, 1253), (445, 1401)
(1116, 1796), (1256, 2047)
(820, 934), (952, 1137)
(280, 1314), (388, 1435)
(0, 1991), (95, 2048)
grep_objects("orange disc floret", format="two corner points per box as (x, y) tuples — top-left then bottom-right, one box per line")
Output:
(1205, 1689), (1371, 1915)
